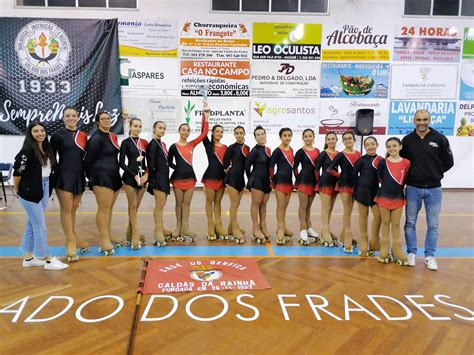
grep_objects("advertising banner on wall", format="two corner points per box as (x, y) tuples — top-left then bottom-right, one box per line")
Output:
(322, 24), (391, 61)
(320, 63), (389, 99)
(118, 19), (178, 58)
(459, 65), (474, 101)
(319, 100), (388, 135)
(179, 21), (251, 60)
(252, 23), (322, 60)
(180, 60), (250, 97)
(393, 25), (462, 62)
(390, 64), (458, 100)
(462, 28), (474, 60)
(251, 61), (320, 97)
(119, 57), (180, 96)
(182, 98), (249, 133)
(455, 102), (474, 136)
(388, 101), (456, 135)
(0, 17), (122, 135)
(121, 96), (181, 133)
(250, 98), (319, 133)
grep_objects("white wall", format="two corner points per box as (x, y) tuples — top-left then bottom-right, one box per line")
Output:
(1, 0), (473, 188)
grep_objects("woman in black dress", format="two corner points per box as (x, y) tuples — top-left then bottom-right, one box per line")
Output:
(246, 125), (272, 244)
(223, 126), (249, 244)
(50, 107), (89, 261)
(353, 136), (383, 257)
(120, 118), (148, 249)
(147, 121), (172, 247)
(84, 111), (122, 255)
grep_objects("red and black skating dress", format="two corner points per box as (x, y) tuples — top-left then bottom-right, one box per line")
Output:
(315, 150), (339, 196)
(294, 147), (320, 196)
(327, 150), (361, 195)
(147, 138), (170, 195)
(50, 128), (87, 195)
(223, 142), (250, 192)
(353, 154), (383, 207)
(168, 116), (209, 190)
(120, 136), (148, 190)
(245, 144), (272, 193)
(84, 130), (122, 191)
(201, 136), (228, 191)
(270, 146), (295, 194)
(374, 158), (411, 210)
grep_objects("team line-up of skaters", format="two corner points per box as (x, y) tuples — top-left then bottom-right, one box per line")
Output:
(13, 103), (453, 271)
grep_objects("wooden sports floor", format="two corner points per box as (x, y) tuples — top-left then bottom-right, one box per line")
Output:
(0, 189), (473, 354)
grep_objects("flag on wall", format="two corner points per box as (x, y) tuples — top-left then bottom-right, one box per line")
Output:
(0, 17), (122, 135)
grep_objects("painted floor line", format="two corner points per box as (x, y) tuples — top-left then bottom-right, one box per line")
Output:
(0, 246), (472, 258)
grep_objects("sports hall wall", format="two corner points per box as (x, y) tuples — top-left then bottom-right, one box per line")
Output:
(0, 0), (473, 188)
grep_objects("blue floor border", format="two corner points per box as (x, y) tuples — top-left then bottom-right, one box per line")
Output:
(0, 245), (472, 258)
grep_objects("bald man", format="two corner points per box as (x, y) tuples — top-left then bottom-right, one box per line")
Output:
(400, 110), (454, 271)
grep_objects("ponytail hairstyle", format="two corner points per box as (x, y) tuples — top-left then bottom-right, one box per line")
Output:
(23, 122), (57, 167)
(385, 137), (402, 158)
(253, 125), (266, 138)
(302, 128), (314, 140)
(178, 123), (190, 131)
(323, 131), (337, 150)
(211, 124), (224, 149)
(279, 127), (292, 138)
(153, 120), (166, 130)
(342, 131), (355, 140)
(128, 117), (142, 136)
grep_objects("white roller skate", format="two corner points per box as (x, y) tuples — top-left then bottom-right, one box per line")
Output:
(298, 230), (309, 246)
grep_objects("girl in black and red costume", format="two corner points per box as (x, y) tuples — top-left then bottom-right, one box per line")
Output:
(147, 121), (172, 247)
(50, 107), (89, 262)
(223, 126), (250, 244)
(246, 125), (272, 244)
(353, 136), (383, 257)
(293, 128), (320, 245)
(374, 137), (411, 265)
(84, 111), (123, 255)
(168, 104), (210, 242)
(202, 124), (228, 241)
(327, 131), (361, 253)
(315, 132), (339, 247)
(119, 118), (148, 250)
(270, 127), (295, 245)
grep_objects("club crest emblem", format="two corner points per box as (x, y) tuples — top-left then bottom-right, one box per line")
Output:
(189, 265), (222, 282)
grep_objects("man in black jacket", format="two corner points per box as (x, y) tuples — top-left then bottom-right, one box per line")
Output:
(400, 109), (454, 271)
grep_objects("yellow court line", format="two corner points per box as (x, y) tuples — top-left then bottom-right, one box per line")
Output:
(265, 242), (275, 257)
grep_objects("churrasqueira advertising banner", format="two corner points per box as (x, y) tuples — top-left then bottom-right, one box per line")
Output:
(250, 98), (319, 133)
(390, 64), (458, 100)
(459, 65), (474, 101)
(393, 25), (462, 62)
(118, 19), (178, 58)
(319, 100), (388, 135)
(182, 98), (249, 133)
(320, 63), (389, 99)
(463, 28), (474, 60)
(251, 61), (320, 98)
(455, 102), (474, 136)
(180, 60), (250, 97)
(0, 18), (122, 135)
(121, 96), (181, 133)
(180, 21), (251, 60)
(389, 101), (456, 135)
(252, 23), (322, 60)
(322, 24), (391, 61)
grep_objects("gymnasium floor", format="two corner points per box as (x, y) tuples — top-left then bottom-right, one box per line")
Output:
(0, 189), (473, 354)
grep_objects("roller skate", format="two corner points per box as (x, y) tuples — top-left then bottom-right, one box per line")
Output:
(358, 234), (373, 257)
(215, 222), (227, 241)
(283, 227), (293, 242)
(66, 240), (79, 262)
(66, 255), (79, 262)
(377, 236), (392, 264)
(321, 229), (335, 247)
(276, 223), (286, 245)
(260, 222), (271, 243)
(392, 243), (409, 266)
(207, 220), (217, 241)
(167, 226), (181, 242)
(307, 227), (320, 243)
(109, 234), (125, 249)
(298, 230), (309, 246)
(342, 230), (354, 253)
(251, 224), (266, 244)
(76, 239), (90, 255)
(163, 227), (173, 238)
(180, 224), (197, 243)
(231, 223), (245, 244)
(97, 238), (115, 256)
(369, 235), (381, 252)
(153, 226), (167, 247)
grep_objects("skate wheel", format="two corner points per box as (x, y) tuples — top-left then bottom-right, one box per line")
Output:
(343, 247), (353, 254)
(217, 235), (225, 241)
(207, 235), (214, 241)
(367, 250), (375, 257)
(125, 241), (131, 247)
(285, 236), (291, 241)
(80, 248), (88, 255)
(165, 235), (172, 241)
(131, 245), (140, 250)
(299, 239), (309, 246)
(234, 238), (244, 244)
(226, 235), (235, 241)
(338, 242), (344, 248)
(185, 236), (195, 243)
(276, 239), (286, 245)
(67, 255), (79, 262)
(115, 243), (122, 249)
(324, 241), (334, 247)
(176, 236), (184, 242)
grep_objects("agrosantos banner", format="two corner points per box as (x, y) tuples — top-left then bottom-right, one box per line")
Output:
(0, 17), (122, 135)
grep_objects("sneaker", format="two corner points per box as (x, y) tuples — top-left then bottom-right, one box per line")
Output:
(23, 257), (46, 267)
(407, 253), (416, 267)
(425, 257), (438, 271)
(44, 257), (69, 270)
